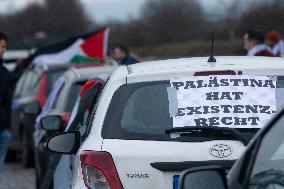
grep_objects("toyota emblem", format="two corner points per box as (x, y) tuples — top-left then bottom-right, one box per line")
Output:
(210, 144), (232, 158)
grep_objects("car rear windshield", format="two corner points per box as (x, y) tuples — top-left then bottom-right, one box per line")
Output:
(102, 76), (284, 142)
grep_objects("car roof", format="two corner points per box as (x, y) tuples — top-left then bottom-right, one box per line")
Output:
(110, 56), (284, 84)
(63, 65), (116, 83)
(29, 63), (73, 72)
(127, 56), (284, 75)
(29, 62), (105, 73)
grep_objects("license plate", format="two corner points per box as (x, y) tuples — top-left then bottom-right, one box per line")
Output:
(173, 175), (179, 189)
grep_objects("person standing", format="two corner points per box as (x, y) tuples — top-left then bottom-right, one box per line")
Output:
(0, 32), (12, 173)
(244, 30), (275, 57)
(266, 30), (284, 58)
(111, 44), (138, 65)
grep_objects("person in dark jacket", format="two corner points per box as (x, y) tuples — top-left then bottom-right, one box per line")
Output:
(244, 30), (275, 57)
(0, 32), (12, 172)
(111, 44), (138, 65)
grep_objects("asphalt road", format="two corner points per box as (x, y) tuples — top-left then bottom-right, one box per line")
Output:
(0, 162), (35, 189)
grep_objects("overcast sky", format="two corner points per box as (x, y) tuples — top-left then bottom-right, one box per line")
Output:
(81, 0), (145, 23)
(0, 0), (234, 23)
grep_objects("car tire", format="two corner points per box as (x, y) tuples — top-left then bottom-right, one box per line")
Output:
(21, 132), (34, 168)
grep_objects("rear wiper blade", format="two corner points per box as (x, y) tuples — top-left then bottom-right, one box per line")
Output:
(165, 126), (249, 145)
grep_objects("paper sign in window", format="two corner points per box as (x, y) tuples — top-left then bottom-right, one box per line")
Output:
(169, 76), (277, 128)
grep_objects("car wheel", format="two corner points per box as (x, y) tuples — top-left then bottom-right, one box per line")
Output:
(21, 132), (34, 168)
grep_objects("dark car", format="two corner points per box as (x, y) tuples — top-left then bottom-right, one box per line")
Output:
(179, 108), (284, 189)
(10, 63), (72, 167)
(33, 66), (114, 188)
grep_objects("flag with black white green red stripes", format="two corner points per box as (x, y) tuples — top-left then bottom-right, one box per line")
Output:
(31, 28), (109, 65)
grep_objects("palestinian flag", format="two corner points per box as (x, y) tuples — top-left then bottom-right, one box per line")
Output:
(31, 28), (109, 65)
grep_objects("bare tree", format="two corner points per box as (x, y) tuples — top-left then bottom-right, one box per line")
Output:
(44, 0), (91, 40)
(223, 0), (284, 37)
(0, 0), (91, 48)
(140, 0), (204, 44)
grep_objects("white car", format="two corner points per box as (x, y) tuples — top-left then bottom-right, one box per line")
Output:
(47, 56), (284, 189)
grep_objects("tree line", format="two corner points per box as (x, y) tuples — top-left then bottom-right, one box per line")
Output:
(0, 0), (91, 48)
(109, 0), (284, 47)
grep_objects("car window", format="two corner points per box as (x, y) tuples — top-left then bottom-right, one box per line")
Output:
(65, 82), (103, 135)
(41, 77), (65, 116)
(46, 71), (65, 95)
(14, 70), (41, 99)
(25, 71), (41, 95)
(13, 71), (30, 99)
(65, 97), (80, 131)
(65, 82), (86, 112)
(80, 83), (104, 139)
(53, 81), (86, 112)
(248, 115), (284, 189)
(102, 76), (284, 142)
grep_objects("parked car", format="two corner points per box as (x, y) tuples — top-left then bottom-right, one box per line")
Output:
(45, 56), (284, 189)
(41, 79), (106, 189)
(34, 65), (115, 188)
(179, 106), (284, 189)
(10, 63), (72, 167)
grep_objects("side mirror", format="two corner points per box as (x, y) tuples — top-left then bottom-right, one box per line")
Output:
(24, 102), (41, 114)
(41, 115), (63, 131)
(46, 131), (81, 154)
(180, 166), (228, 189)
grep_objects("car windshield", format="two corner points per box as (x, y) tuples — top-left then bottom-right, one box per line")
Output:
(46, 71), (65, 95)
(65, 81), (86, 112)
(102, 76), (284, 142)
(51, 81), (85, 113)
(41, 77), (65, 116)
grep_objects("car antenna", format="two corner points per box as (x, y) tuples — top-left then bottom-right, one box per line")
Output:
(207, 31), (216, 63)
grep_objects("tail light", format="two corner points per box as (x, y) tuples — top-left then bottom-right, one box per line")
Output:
(80, 151), (123, 189)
